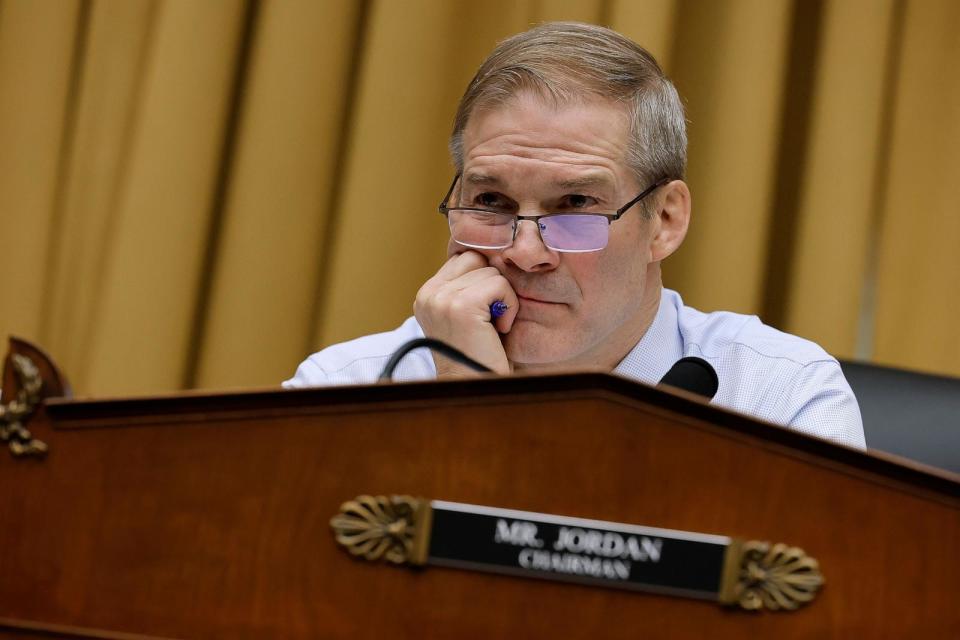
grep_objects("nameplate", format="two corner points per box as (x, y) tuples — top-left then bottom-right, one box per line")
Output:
(330, 495), (824, 611)
(429, 500), (727, 599)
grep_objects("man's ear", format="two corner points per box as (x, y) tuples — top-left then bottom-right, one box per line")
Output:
(650, 180), (691, 262)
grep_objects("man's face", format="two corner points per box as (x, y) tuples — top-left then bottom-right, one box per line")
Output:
(453, 92), (665, 369)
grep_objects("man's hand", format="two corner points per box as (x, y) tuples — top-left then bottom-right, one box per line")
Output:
(414, 251), (519, 377)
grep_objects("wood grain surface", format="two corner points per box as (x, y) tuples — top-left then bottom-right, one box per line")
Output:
(1, 373), (957, 638)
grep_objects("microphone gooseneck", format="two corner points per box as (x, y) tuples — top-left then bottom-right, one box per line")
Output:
(379, 338), (492, 381)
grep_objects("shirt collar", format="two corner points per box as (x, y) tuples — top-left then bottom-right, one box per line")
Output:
(613, 288), (683, 385)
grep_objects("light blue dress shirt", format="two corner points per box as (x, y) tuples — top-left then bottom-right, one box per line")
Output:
(284, 288), (866, 449)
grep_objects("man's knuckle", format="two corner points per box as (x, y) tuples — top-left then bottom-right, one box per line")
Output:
(448, 297), (469, 314)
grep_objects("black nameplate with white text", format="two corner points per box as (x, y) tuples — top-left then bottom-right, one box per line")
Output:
(330, 495), (825, 610)
(427, 501), (730, 599)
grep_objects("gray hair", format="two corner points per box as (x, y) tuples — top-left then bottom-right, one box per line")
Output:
(449, 22), (687, 208)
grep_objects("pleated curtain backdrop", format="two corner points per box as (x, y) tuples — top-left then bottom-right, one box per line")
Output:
(1, 0), (957, 396)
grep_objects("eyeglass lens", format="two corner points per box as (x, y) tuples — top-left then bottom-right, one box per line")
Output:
(447, 210), (609, 252)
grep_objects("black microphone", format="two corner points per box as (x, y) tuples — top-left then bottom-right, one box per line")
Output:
(658, 357), (718, 400)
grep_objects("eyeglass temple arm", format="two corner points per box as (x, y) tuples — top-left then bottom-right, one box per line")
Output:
(438, 173), (461, 212)
(614, 176), (672, 218)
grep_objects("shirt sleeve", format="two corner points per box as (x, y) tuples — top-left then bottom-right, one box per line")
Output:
(282, 356), (330, 389)
(783, 360), (866, 449)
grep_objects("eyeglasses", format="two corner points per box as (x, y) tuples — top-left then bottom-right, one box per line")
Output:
(438, 174), (669, 253)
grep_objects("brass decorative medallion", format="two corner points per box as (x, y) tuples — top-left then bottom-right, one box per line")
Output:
(329, 495), (431, 565)
(721, 540), (824, 611)
(0, 353), (48, 457)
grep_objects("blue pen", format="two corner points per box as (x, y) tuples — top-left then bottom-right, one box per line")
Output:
(490, 300), (508, 319)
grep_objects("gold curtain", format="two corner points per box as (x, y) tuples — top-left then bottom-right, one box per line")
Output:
(1, 0), (958, 396)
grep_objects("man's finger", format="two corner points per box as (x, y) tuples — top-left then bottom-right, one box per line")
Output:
(432, 250), (489, 283)
(493, 293), (520, 335)
(446, 266), (504, 292)
(465, 276), (519, 334)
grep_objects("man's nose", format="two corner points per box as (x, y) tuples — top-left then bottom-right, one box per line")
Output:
(501, 219), (560, 272)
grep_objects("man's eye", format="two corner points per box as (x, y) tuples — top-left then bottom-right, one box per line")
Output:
(476, 192), (511, 210)
(563, 194), (597, 210)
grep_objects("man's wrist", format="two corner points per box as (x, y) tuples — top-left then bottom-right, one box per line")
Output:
(433, 352), (486, 379)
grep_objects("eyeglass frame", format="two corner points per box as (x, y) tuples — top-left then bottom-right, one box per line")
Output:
(437, 173), (671, 252)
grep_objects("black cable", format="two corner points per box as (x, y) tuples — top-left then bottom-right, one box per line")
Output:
(378, 338), (493, 381)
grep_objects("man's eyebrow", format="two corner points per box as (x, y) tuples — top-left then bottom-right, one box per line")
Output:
(463, 173), (502, 186)
(463, 173), (614, 191)
(555, 175), (613, 189)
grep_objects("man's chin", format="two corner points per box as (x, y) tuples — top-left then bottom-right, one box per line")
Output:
(502, 325), (578, 369)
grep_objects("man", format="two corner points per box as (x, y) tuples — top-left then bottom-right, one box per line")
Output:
(285, 22), (866, 449)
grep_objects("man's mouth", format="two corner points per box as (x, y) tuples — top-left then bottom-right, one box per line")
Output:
(518, 294), (563, 306)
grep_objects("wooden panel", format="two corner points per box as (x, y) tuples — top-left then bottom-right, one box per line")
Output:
(1, 375), (957, 638)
